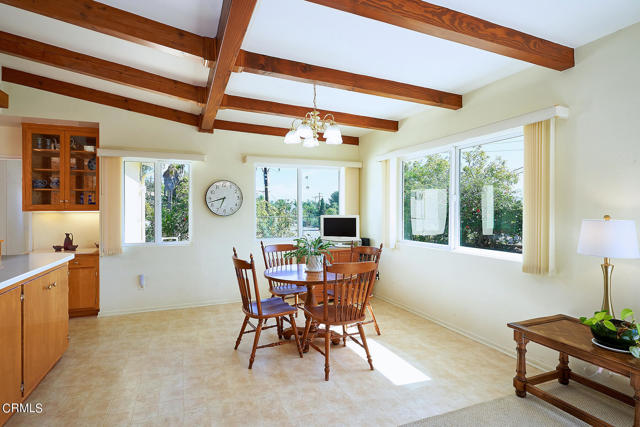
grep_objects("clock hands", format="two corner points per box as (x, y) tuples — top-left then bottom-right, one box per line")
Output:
(211, 196), (226, 209)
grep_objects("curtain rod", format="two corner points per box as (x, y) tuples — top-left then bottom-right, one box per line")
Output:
(375, 105), (569, 161)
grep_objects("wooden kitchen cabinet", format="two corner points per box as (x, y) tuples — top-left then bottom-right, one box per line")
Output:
(68, 254), (100, 317)
(0, 286), (22, 427)
(22, 266), (69, 397)
(22, 123), (99, 211)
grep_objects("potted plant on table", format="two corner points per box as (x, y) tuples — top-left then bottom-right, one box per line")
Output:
(580, 309), (640, 357)
(285, 235), (333, 272)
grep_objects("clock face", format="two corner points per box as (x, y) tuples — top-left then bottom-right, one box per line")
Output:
(205, 180), (243, 216)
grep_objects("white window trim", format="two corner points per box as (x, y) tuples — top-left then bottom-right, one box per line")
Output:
(122, 159), (193, 247)
(255, 164), (345, 242)
(397, 129), (524, 262)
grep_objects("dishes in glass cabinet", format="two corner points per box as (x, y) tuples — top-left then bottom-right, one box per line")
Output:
(49, 177), (60, 189)
(87, 158), (96, 170)
(32, 179), (48, 188)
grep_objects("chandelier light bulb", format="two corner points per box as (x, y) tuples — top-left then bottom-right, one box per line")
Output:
(284, 129), (301, 144)
(297, 123), (313, 139)
(302, 137), (319, 148)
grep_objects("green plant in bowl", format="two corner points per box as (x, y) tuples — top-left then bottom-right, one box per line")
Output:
(580, 309), (640, 356)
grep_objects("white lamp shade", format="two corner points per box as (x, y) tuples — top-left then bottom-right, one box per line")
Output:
(577, 219), (640, 259)
(325, 135), (343, 145)
(302, 137), (319, 148)
(297, 124), (313, 139)
(284, 130), (301, 144)
(324, 125), (342, 144)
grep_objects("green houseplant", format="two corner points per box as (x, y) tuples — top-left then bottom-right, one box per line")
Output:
(285, 235), (333, 272)
(580, 309), (640, 357)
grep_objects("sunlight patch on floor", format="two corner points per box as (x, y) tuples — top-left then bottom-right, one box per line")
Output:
(346, 337), (431, 386)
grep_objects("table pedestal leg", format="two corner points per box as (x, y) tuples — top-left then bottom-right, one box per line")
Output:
(557, 352), (571, 385)
(514, 330), (529, 398)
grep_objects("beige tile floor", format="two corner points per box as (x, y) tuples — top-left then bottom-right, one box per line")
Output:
(8, 299), (529, 427)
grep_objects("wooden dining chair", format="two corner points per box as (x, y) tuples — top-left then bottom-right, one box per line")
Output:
(232, 248), (303, 369)
(348, 244), (383, 335)
(302, 260), (378, 381)
(261, 241), (307, 325)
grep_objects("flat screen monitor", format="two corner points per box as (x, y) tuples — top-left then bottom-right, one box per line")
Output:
(321, 215), (359, 241)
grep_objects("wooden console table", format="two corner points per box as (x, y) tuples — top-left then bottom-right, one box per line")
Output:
(508, 315), (639, 427)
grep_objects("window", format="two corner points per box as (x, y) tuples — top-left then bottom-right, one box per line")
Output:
(401, 132), (524, 256)
(255, 166), (341, 239)
(123, 160), (192, 245)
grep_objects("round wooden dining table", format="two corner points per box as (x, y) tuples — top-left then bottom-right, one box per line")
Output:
(264, 264), (341, 350)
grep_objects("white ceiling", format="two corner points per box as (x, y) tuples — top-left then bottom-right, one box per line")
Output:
(1, 0), (640, 138)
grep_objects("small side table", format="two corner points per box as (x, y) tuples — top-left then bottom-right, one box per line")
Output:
(508, 314), (639, 426)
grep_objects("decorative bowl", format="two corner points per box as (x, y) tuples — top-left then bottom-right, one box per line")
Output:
(52, 245), (64, 252)
(590, 319), (639, 351)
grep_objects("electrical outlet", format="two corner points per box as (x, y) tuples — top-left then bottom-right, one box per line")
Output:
(138, 274), (145, 289)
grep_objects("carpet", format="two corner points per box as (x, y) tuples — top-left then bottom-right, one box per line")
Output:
(403, 382), (634, 426)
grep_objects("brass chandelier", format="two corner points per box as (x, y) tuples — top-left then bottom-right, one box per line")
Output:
(284, 84), (342, 147)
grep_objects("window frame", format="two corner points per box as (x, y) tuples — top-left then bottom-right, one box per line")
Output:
(121, 158), (193, 247)
(254, 164), (345, 242)
(398, 129), (524, 262)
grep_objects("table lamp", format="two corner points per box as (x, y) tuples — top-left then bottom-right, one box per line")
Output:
(577, 215), (640, 316)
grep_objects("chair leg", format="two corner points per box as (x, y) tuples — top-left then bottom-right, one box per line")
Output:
(248, 319), (263, 369)
(235, 315), (249, 350)
(289, 314), (303, 358)
(324, 324), (331, 381)
(342, 325), (347, 346)
(276, 317), (283, 339)
(367, 303), (381, 335)
(294, 294), (299, 317)
(358, 323), (374, 371)
(302, 316), (312, 347)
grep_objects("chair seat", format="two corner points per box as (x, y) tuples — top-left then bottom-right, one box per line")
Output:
(271, 285), (306, 297)
(249, 299), (298, 317)
(302, 304), (366, 325)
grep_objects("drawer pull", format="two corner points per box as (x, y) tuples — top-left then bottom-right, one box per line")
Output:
(46, 282), (57, 290)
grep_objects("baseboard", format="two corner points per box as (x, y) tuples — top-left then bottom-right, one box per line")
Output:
(374, 294), (553, 372)
(98, 298), (241, 317)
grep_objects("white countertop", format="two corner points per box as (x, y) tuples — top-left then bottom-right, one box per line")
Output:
(0, 253), (75, 292)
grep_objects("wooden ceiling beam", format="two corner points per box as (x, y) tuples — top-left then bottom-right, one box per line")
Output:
(0, 0), (216, 62)
(200, 0), (258, 131)
(2, 68), (358, 144)
(235, 50), (462, 109)
(305, 0), (574, 71)
(221, 94), (398, 132)
(1, 67), (200, 126)
(0, 89), (8, 108)
(0, 31), (206, 104)
(213, 120), (359, 145)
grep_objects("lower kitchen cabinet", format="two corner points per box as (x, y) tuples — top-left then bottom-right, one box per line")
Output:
(23, 267), (69, 397)
(68, 254), (100, 317)
(0, 286), (22, 426)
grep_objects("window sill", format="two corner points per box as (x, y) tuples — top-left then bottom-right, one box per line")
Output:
(122, 242), (192, 248)
(397, 240), (522, 263)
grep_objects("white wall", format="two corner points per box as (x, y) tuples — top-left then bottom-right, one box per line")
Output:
(0, 76), (360, 315)
(31, 212), (100, 249)
(360, 22), (640, 387)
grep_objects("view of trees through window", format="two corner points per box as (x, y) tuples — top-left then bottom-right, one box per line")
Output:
(255, 167), (340, 239)
(402, 135), (524, 254)
(123, 160), (190, 244)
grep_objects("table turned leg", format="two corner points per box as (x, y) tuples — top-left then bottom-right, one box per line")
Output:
(632, 374), (640, 427)
(557, 352), (571, 385)
(514, 330), (529, 398)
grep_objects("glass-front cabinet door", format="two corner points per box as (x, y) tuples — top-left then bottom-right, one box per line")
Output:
(23, 126), (65, 210)
(22, 124), (99, 212)
(65, 130), (99, 210)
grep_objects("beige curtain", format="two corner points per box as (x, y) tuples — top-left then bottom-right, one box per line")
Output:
(522, 120), (551, 274)
(100, 156), (122, 256)
(382, 159), (397, 249)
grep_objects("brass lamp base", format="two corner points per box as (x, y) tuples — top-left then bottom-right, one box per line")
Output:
(601, 258), (614, 316)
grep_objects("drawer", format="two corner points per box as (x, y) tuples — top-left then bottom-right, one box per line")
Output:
(68, 254), (99, 269)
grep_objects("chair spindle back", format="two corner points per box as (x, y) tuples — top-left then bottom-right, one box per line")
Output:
(321, 261), (378, 324)
(350, 244), (383, 264)
(261, 242), (298, 268)
(232, 248), (263, 316)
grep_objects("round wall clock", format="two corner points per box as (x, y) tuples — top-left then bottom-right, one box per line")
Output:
(205, 180), (243, 216)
